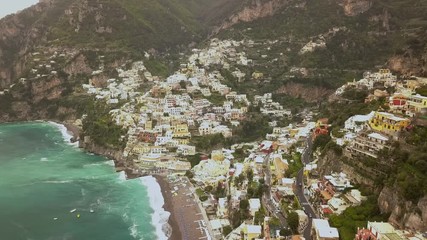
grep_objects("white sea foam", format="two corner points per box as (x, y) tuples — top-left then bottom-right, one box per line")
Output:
(105, 160), (115, 166)
(48, 121), (79, 147)
(139, 176), (171, 240)
(118, 171), (127, 181)
(129, 222), (139, 238)
(43, 180), (73, 184)
(83, 163), (103, 167)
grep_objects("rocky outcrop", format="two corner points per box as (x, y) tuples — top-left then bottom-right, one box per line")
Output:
(316, 150), (344, 175)
(79, 138), (141, 178)
(80, 139), (126, 163)
(0, 0), (69, 88)
(388, 53), (427, 77)
(378, 187), (427, 231)
(317, 149), (375, 186)
(64, 54), (92, 75)
(276, 82), (334, 102)
(31, 77), (64, 102)
(214, 0), (292, 33)
(339, 0), (372, 16)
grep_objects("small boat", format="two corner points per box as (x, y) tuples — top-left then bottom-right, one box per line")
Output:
(53, 218), (58, 220)
(70, 209), (77, 213)
(77, 214), (80, 218)
(90, 209), (94, 213)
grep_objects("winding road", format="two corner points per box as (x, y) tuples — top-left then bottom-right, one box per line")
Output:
(295, 137), (318, 240)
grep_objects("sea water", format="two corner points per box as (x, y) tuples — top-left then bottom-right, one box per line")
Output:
(0, 122), (169, 240)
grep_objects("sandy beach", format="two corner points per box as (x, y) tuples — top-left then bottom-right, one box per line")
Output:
(155, 176), (184, 240)
(61, 122), (199, 240)
(156, 175), (211, 240)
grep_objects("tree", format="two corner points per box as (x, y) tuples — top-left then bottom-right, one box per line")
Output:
(185, 170), (194, 178)
(215, 181), (226, 198)
(239, 199), (249, 210)
(313, 134), (332, 152)
(246, 169), (254, 183)
(223, 226), (233, 237)
(187, 153), (201, 167)
(288, 211), (299, 233)
(234, 174), (245, 187)
(280, 228), (292, 236)
(254, 209), (265, 225)
(205, 185), (214, 192)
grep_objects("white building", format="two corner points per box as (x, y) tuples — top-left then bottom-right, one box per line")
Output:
(312, 219), (339, 240)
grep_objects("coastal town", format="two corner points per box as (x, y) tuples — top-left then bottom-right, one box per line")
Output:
(1, 1), (427, 240)
(68, 39), (427, 240)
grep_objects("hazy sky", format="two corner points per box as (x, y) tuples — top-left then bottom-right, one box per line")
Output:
(0, 0), (39, 19)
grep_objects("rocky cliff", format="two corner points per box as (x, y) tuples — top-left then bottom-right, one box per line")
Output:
(214, 0), (292, 33)
(316, 151), (427, 231)
(339, 0), (372, 16)
(378, 187), (427, 231)
(276, 82), (334, 102)
(0, 1), (57, 88)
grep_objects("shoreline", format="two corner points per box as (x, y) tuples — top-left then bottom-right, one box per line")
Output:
(154, 175), (183, 240)
(58, 121), (184, 240)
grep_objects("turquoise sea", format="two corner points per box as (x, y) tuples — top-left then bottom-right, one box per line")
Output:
(0, 122), (169, 240)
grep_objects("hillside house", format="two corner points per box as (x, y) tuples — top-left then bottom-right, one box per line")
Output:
(311, 219), (339, 240)
(345, 132), (390, 159)
(369, 112), (410, 134)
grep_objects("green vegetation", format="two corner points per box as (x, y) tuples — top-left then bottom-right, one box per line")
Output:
(191, 134), (230, 153)
(82, 101), (127, 150)
(254, 207), (266, 225)
(319, 88), (387, 128)
(222, 225), (233, 237)
(0, 93), (14, 116)
(230, 107), (272, 143)
(313, 134), (332, 152)
(247, 180), (265, 199)
(186, 153), (201, 168)
(415, 86), (427, 96)
(195, 188), (208, 202)
(284, 152), (303, 178)
(330, 196), (388, 240)
(144, 57), (170, 77)
(205, 92), (226, 106)
(382, 126), (427, 202)
(287, 211), (299, 234)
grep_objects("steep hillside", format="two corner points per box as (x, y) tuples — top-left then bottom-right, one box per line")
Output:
(0, 0), (248, 89)
(217, 0), (427, 91)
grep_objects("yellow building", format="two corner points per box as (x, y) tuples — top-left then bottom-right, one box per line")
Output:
(379, 68), (390, 75)
(145, 120), (153, 130)
(407, 94), (427, 114)
(211, 150), (225, 161)
(173, 124), (191, 138)
(176, 138), (190, 145)
(369, 112), (410, 133)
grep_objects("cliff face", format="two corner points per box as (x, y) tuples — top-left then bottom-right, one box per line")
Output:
(276, 82), (334, 102)
(388, 53), (427, 77)
(317, 148), (426, 231)
(316, 149), (375, 186)
(214, 0), (292, 33)
(339, 0), (372, 16)
(378, 187), (427, 231)
(316, 150), (344, 175)
(0, 1), (57, 88)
